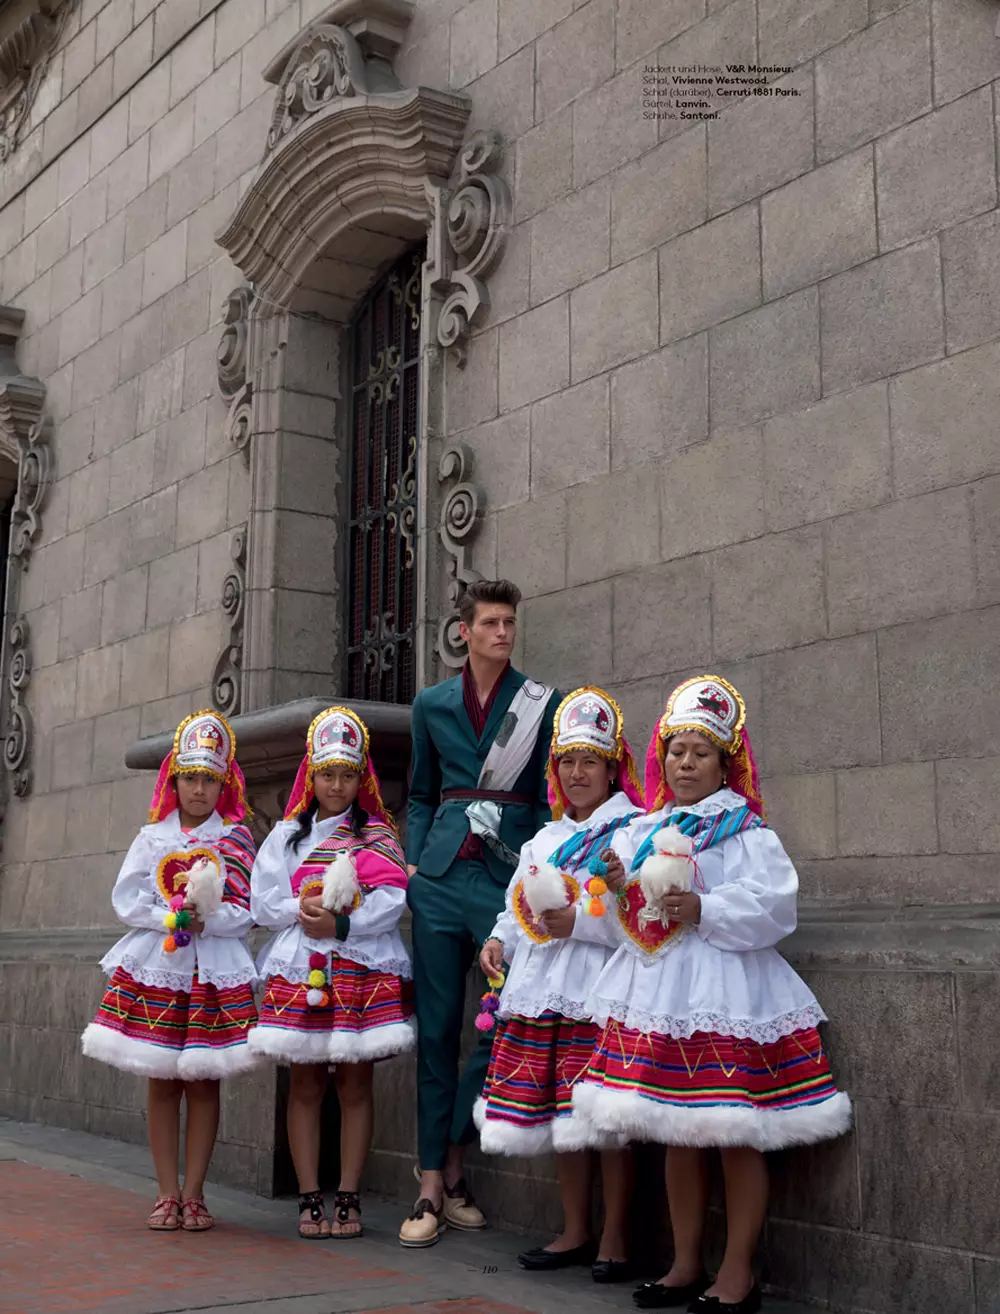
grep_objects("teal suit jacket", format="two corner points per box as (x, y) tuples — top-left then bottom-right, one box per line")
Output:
(405, 666), (561, 885)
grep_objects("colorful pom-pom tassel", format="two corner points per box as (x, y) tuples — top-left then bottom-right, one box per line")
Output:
(476, 965), (504, 1032)
(169, 894), (185, 911)
(175, 909), (191, 929)
(587, 856), (609, 878)
(163, 935), (178, 954)
(587, 899), (606, 917)
(586, 876), (608, 897)
(306, 953), (329, 1007)
(164, 911), (177, 930)
(173, 930), (191, 948)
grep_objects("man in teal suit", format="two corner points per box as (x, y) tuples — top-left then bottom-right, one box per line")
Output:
(399, 579), (560, 1248)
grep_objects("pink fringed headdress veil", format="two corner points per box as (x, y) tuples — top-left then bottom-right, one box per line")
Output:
(546, 687), (645, 821)
(283, 706), (395, 832)
(644, 676), (765, 819)
(148, 710), (249, 824)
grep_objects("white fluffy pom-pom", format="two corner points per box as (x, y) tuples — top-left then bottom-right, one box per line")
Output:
(639, 826), (693, 926)
(523, 861), (570, 920)
(321, 851), (359, 912)
(653, 825), (693, 860)
(306, 988), (325, 1007)
(185, 857), (223, 917)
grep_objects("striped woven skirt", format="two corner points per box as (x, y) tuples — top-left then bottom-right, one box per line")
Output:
(475, 1011), (625, 1155)
(250, 957), (415, 1066)
(81, 967), (258, 1080)
(572, 1021), (852, 1152)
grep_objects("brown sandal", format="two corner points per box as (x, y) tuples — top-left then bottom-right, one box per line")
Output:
(298, 1191), (331, 1239)
(148, 1196), (181, 1231)
(181, 1197), (214, 1231)
(329, 1190), (363, 1239)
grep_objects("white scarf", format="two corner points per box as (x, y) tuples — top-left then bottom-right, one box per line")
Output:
(466, 679), (553, 864)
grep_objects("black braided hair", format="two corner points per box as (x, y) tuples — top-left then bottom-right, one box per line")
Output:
(287, 796), (318, 850)
(287, 795), (369, 848)
(350, 799), (369, 838)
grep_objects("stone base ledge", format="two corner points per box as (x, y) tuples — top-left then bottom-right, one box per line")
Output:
(4, 905), (1000, 968)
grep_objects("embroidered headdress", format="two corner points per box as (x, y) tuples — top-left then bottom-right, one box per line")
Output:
(148, 710), (249, 824)
(284, 706), (392, 827)
(547, 686), (644, 821)
(645, 675), (765, 818)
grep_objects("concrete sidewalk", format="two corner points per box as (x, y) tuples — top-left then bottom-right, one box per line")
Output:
(0, 1118), (818, 1314)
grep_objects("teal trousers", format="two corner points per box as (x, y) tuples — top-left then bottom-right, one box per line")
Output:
(407, 858), (507, 1171)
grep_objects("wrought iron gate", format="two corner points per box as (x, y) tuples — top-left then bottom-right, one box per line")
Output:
(345, 249), (422, 704)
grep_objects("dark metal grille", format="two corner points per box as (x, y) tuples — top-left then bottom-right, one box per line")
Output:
(345, 248), (422, 704)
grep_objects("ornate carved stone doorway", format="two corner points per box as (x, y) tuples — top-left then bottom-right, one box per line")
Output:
(213, 2), (511, 715)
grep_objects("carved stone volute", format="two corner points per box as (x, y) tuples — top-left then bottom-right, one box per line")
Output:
(0, 0), (77, 163)
(0, 304), (50, 799)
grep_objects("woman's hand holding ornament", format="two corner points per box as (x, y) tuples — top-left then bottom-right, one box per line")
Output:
(539, 905), (576, 939)
(479, 938), (505, 979)
(664, 890), (701, 924)
(602, 850), (627, 892)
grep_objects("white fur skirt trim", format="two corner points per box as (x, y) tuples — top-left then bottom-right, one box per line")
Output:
(572, 1083), (853, 1152)
(249, 1018), (416, 1066)
(474, 1095), (627, 1156)
(81, 1023), (182, 1080)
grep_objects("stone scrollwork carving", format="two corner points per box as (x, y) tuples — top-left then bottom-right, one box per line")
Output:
(218, 286), (252, 400)
(3, 616), (32, 798)
(10, 415), (51, 566)
(218, 286), (254, 466)
(431, 130), (512, 368)
(211, 526), (248, 718)
(0, 308), (49, 799)
(0, 1), (78, 163)
(267, 24), (370, 151)
(436, 444), (485, 668)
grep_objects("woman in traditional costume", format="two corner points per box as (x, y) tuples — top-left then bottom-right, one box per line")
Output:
(250, 706), (413, 1239)
(81, 710), (258, 1232)
(476, 687), (644, 1282)
(573, 676), (852, 1313)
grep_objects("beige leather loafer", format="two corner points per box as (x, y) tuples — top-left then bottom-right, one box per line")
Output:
(398, 1197), (445, 1248)
(442, 1177), (486, 1231)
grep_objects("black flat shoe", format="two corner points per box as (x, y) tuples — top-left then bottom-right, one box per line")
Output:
(633, 1275), (711, 1308)
(688, 1286), (762, 1314)
(592, 1258), (631, 1283)
(517, 1241), (598, 1270)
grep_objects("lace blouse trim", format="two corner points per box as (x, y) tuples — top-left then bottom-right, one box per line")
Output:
(500, 988), (593, 1022)
(109, 954), (256, 992)
(590, 998), (828, 1045)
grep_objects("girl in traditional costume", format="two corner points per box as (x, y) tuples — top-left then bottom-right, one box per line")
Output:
(573, 676), (852, 1313)
(476, 687), (644, 1282)
(81, 710), (257, 1233)
(249, 706), (413, 1239)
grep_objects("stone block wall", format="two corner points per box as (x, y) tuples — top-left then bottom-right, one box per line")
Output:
(0, 0), (340, 1179)
(0, 2), (998, 1310)
(411, 0), (1000, 913)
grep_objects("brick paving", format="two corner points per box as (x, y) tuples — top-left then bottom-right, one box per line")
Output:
(1, 1161), (404, 1314)
(0, 1157), (551, 1314)
(0, 1121), (816, 1314)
